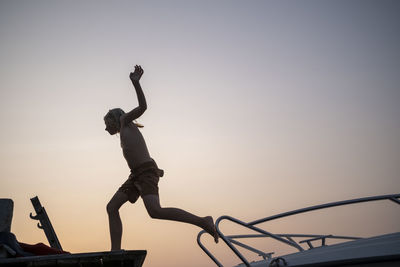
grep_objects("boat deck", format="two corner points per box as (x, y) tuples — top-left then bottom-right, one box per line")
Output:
(0, 249), (147, 267)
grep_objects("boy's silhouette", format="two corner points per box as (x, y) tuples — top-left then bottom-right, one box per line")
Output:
(104, 65), (218, 250)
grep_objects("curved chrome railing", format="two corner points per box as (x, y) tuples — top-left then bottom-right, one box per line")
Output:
(197, 193), (400, 267)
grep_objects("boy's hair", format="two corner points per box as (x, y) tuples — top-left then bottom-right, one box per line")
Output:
(104, 108), (125, 129)
(104, 108), (143, 128)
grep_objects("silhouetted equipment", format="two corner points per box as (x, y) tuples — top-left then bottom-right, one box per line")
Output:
(0, 199), (13, 233)
(29, 196), (62, 250)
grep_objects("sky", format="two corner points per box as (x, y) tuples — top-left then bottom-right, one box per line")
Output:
(0, 0), (399, 266)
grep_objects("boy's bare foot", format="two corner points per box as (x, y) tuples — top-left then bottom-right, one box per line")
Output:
(203, 216), (219, 243)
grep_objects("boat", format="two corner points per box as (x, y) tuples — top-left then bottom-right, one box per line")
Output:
(197, 194), (400, 266)
(0, 197), (147, 267)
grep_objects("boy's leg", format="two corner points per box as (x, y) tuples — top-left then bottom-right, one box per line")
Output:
(142, 194), (218, 243)
(107, 191), (129, 250)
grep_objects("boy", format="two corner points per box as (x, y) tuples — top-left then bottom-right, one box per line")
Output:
(104, 65), (218, 250)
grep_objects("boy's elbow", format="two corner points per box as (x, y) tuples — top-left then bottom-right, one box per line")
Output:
(137, 105), (146, 117)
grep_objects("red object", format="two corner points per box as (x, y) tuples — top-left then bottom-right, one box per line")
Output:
(18, 242), (70, 255)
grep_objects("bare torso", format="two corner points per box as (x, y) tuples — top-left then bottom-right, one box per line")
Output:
(120, 121), (151, 170)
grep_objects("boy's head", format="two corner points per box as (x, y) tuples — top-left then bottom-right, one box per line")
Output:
(104, 108), (125, 135)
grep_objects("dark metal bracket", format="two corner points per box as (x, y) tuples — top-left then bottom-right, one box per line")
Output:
(29, 196), (62, 250)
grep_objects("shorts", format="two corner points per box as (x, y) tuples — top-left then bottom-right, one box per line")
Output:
(118, 159), (164, 203)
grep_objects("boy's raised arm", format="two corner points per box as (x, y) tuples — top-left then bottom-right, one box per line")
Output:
(122, 65), (147, 123)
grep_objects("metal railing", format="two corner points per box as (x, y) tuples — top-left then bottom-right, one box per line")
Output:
(197, 193), (400, 267)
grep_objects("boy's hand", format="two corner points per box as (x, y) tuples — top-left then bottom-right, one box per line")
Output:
(130, 65), (144, 82)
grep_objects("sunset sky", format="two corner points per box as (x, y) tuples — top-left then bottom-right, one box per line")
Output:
(1, 1), (399, 266)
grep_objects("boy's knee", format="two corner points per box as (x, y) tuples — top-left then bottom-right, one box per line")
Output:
(106, 201), (119, 214)
(147, 207), (162, 219)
